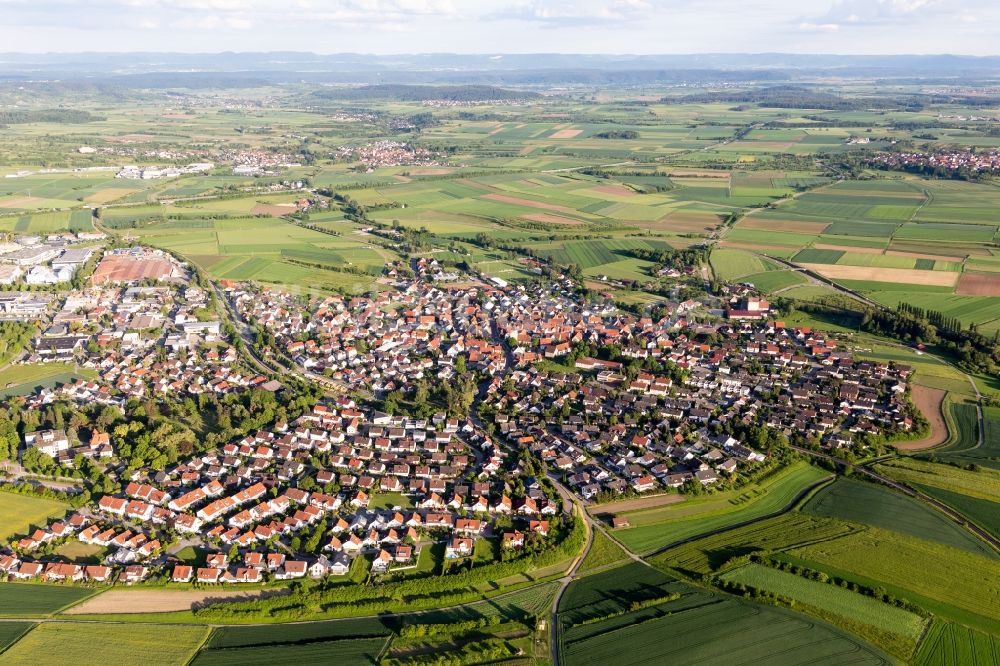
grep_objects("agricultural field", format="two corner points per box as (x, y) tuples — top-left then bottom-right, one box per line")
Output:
(0, 584), (95, 617)
(1, 622), (209, 665)
(651, 512), (861, 577)
(0, 623), (34, 652)
(561, 595), (893, 666)
(612, 462), (831, 554)
(801, 477), (996, 558)
(720, 563), (927, 659)
(0, 491), (70, 542)
(915, 621), (1000, 666)
(786, 526), (1000, 634)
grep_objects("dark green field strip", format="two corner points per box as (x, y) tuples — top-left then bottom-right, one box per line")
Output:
(793, 248), (845, 264)
(557, 562), (679, 627)
(825, 221), (900, 237)
(911, 483), (1000, 541)
(193, 636), (389, 666)
(915, 258), (936, 270)
(562, 598), (891, 666)
(0, 584), (95, 616)
(206, 616), (394, 649)
(801, 478), (997, 558)
(14, 215), (31, 231)
(0, 622), (35, 652)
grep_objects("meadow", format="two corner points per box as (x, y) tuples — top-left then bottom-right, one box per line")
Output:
(0, 491), (70, 542)
(0, 584), (95, 617)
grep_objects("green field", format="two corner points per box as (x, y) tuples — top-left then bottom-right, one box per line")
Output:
(577, 529), (629, 573)
(0, 363), (99, 399)
(2, 622), (209, 665)
(561, 596), (892, 666)
(652, 512), (860, 577)
(0, 584), (95, 617)
(613, 463), (831, 554)
(0, 622), (33, 652)
(0, 492), (70, 541)
(915, 620), (1000, 666)
(787, 527), (1000, 634)
(801, 477), (996, 558)
(710, 248), (776, 281)
(720, 563), (926, 652)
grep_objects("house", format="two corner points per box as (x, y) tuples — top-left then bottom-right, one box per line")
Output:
(445, 537), (474, 559)
(172, 565), (194, 583)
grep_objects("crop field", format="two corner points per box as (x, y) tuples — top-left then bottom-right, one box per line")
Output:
(0, 623), (34, 652)
(193, 636), (389, 666)
(0, 584), (95, 617)
(915, 621), (1000, 666)
(652, 512), (860, 577)
(710, 248), (776, 281)
(557, 563), (682, 627)
(801, 478), (996, 557)
(720, 564), (926, 645)
(1, 622), (209, 665)
(787, 527), (1000, 634)
(561, 596), (892, 666)
(613, 462), (830, 554)
(0, 491), (69, 541)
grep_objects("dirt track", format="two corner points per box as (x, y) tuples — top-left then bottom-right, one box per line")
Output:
(64, 587), (289, 614)
(897, 384), (948, 451)
(587, 493), (685, 516)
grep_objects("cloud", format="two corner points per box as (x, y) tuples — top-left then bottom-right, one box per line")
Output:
(492, 0), (656, 27)
(798, 22), (839, 33)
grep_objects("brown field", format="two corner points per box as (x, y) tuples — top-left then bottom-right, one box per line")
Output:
(482, 193), (575, 213)
(896, 385), (948, 451)
(656, 212), (723, 233)
(550, 128), (582, 139)
(0, 196), (44, 209)
(588, 493), (685, 517)
(64, 588), (290, 614)
(84, 188), (138, 204)
(956, 272), (1000, 296)
(523, 212), (584, 226)
(741, 217), (831, 234)
(812, 243), (882, 255)
(251, 203), (297, 216)
(91, 255), (181, 285)
(799, 263), (960, 287)
(593, 184), (637, 197)
(408, 167), (453, 176)
(886, 249), (966, 263)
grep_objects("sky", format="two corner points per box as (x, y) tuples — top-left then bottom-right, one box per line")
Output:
(0, 0), (997, 56)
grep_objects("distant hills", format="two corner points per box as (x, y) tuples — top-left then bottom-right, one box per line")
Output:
(2, 53), (1000, 86)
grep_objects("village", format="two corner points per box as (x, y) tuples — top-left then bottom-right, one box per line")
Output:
(0, 248), (918, 589)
